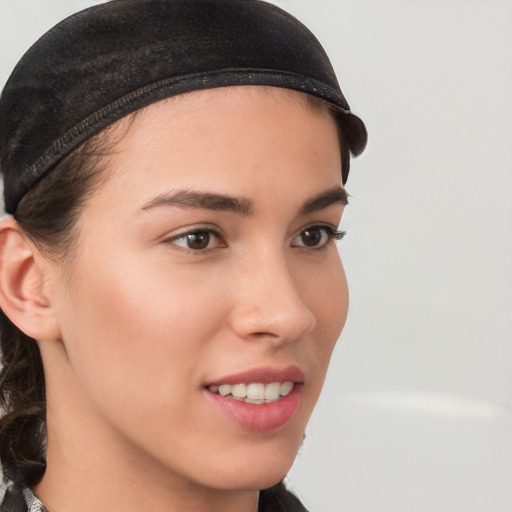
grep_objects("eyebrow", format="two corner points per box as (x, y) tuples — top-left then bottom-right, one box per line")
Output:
(141, 190), (253, 215)
(299, 187), (348, 214)
(140, 186), (347, 216)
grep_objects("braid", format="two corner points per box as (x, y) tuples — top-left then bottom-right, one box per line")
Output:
(0, 310), (46, 487)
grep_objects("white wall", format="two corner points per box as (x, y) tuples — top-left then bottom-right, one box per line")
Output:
(1, 1), (511, 511)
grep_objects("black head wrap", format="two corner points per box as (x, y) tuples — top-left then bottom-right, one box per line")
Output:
(0, 0), (367, 214)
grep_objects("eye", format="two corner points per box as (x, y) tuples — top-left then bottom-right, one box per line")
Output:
(292, 225), (346, 249)
(167, 229), (226, 252)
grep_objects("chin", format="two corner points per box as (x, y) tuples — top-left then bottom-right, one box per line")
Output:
(202, 435), (303, 492)
(212, 467), (289, 492)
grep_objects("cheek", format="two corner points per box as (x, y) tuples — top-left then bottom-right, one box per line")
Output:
(296, 252), (348, 384)
(56, 253), (228, 414)
(328, 258), (349, 341)
(304, 252), (348, 338)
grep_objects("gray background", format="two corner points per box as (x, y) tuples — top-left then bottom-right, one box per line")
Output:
(1, 1), (511, 511)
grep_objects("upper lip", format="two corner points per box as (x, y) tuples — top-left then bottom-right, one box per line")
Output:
(205, 365), (305, 387)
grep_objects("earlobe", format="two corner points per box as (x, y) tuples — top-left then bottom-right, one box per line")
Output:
(0, 216), (61, 341)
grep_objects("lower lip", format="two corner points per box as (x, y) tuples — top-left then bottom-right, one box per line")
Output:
(204, 385), (302, 432)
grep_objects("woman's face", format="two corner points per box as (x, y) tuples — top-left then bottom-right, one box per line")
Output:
(45, 87), (348, 492)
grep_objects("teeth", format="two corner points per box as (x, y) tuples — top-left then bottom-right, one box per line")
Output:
(280, 381), (294, 396)
(247, 383), (265, 400)
(218, 384), (231, 396)
(231, 384), (247, 398)
(208, 381), (295, 404)
(264, 382), (281, 400)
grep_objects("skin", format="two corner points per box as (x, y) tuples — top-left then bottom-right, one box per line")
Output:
(2, 87), (349, 512)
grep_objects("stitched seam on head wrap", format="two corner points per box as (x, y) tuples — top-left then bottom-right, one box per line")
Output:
(12, 68), (351, 211)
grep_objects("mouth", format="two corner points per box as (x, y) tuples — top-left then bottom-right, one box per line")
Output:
(203, 366), (304, 431)
(207, 381), (295, 405)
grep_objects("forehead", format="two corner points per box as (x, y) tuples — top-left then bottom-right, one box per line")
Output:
(84, 86), (343, 214)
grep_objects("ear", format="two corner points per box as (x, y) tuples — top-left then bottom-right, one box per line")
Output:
(0, 215), (61, 341)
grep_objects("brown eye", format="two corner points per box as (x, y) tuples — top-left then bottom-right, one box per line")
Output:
(292, 226), (345, 249)
(300, 227), (323, 247)
(185, 231), (211, 250)
(169, 229), (225, 252)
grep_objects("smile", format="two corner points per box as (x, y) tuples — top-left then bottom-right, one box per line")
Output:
(204, 366), (305, 430)
(207, 382), (294, 404)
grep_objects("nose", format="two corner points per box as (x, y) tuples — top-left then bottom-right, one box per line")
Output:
(228, 252), (316, 345)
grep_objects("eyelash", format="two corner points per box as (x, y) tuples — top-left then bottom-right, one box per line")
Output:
(291, 225), (346, 249)
(166, 228), (226, 253)
(165, 225), (346, 253)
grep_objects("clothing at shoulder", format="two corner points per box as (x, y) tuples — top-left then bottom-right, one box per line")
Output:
(0, 483), (46, 512)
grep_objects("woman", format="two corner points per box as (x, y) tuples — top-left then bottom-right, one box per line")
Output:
(0, 1), (367, 511)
